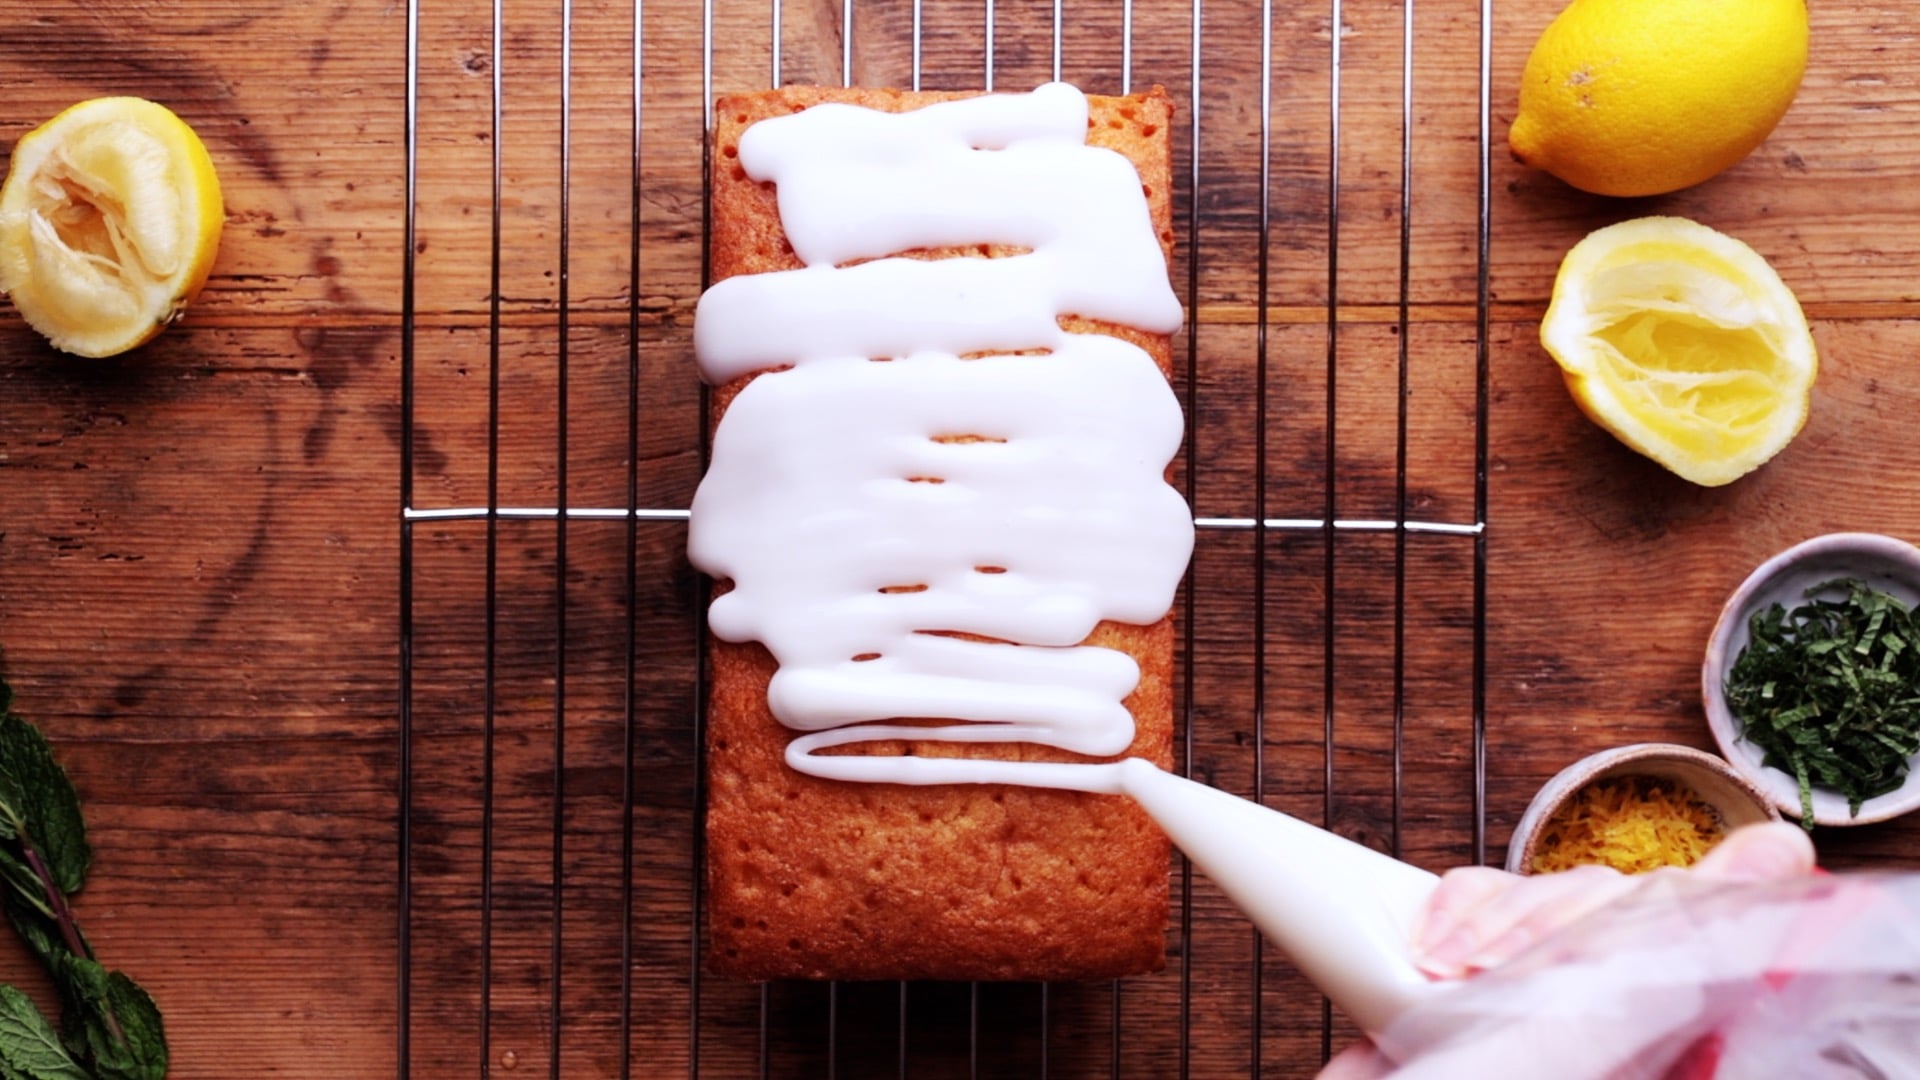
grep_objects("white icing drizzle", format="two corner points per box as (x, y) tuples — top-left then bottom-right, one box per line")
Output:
(696, 82), (1180, 383)
(688, 83), (1191, 786)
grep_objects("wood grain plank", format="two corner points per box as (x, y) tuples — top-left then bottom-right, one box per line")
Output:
(1490, 2), (1920, 310)
(5, 0), (1920, 1078)
(1486, 313), (1920, 866)
(0, 328), (399, 1078)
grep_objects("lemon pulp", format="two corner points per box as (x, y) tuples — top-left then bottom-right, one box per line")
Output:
(1593, 313), (1781, 454)
(1542, 217), (1816, 487)
(0, 97), (223, 357)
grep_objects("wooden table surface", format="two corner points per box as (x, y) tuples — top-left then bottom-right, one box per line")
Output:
(3, 0), (1917, 1076)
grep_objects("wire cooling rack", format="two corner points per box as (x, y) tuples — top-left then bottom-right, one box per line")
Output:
(397, 0), (1493, 1075)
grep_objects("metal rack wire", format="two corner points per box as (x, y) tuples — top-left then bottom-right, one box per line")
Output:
(397, 0), (1495, 1074)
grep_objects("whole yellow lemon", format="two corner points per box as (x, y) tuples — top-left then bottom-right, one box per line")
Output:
(1510, 0), (1808, 198)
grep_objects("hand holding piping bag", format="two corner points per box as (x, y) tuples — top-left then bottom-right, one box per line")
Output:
(1320, 822), (1920, 1079)
(836, 759), (1915, 1076)
(1407, 822), (1813, 983)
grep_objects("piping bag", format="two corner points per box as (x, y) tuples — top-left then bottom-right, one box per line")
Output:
(796, 750), (1442, 1035)
(1115, 762), (1920, 1075)
(808, 745), (1920, 1073)
(1111, 758), (1441, 1035)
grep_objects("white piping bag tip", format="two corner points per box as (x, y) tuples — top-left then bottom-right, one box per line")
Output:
(1117, 759), (1442, 1035)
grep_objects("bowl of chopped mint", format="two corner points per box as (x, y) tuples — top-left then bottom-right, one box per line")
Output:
(1704, 532), (1920, 829)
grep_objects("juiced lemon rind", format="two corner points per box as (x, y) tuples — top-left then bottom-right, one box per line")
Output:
(0, 97), (224, 358)
(1542, 217), (1817, 487)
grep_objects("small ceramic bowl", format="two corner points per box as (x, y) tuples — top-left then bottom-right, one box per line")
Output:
(1507, 742), (1779, 875)
(1703, 532), (1920, 827)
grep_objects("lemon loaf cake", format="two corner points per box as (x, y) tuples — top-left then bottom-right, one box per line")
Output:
(690, 84), (1187, 981)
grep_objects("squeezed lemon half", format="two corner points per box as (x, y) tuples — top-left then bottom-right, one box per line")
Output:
(0, 97), (224, 357)
(1541, 217), (1817, 487)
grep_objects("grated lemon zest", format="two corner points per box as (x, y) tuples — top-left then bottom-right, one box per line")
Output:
(1530, 775), (1724, 875)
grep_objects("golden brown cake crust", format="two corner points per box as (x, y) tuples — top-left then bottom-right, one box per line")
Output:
(703, 86), (1178, 982)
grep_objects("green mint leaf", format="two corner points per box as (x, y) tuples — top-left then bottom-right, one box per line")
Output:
(0, 675), (168, 1078)
(90, 974), (165, 1080)
(0, 985), (88, 1080)
(1, 896), (84, 984)
(3, 910), (61, 975)
(0, 713), (89, 896)
(0, 852), (54, 924)
(50, 956), (167, 1080)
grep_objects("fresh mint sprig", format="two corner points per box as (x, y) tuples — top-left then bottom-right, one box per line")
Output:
(0, 675), (166, 1080)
